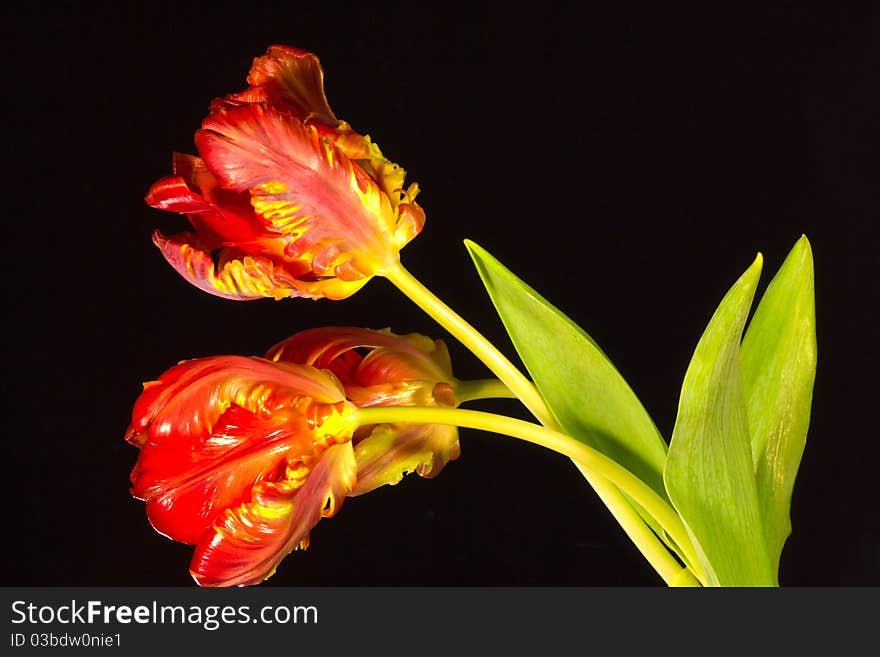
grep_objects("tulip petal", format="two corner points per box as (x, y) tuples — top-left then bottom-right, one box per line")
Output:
(224, 45), (417, 192)
(240, 45), (338, 125)
(288, 275), (371, 301)
(351, 423), (460, 495)
(356, 337), (453, 387)
(126, 355), (346, 449)
(145, 177), (233, 252)
(220, 45), (382, 164)
(266, 327), (453, 383)
(195, 104), (400, 278)
(393, 199), (427, 248)
(145, 175), (214, 215)
(266, 327), (457, 407)
(344, 380), (454, 409)
(170, 153), (279, 249)
(153, 230), (308, 300)
(351, 140), (408, 202)
(134, 405), (313, 544)
(148, 156), (287, 257)
(190, 441), (357, 587)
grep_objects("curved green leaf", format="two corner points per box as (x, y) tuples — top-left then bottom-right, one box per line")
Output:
(664, 254), (775, 586)
(464, 240), (669, 501)
(741, 235), (817, 575)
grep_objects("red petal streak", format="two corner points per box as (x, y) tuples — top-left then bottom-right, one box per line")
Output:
(196, 104), (398, 277)
(190, 442), (357, 587)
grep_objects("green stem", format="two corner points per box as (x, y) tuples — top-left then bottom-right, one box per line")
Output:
(354, 405), (698, 574)
(573, 463), (699, 587)
(385, 263), (555, 426)
(455, 378), (516, 404)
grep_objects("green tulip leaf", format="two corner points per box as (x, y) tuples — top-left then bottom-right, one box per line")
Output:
(464, 240), (669, 502)
(741, 235), (817, 575)
(664, 254), (775, 586)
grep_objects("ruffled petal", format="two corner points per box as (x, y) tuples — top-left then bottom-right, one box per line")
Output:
(351, 423), (460, 495)
(145, 175), (214, 215)
(148, 156), (283, 254)
(222, 45), (421, 194)
(190, 441), (357, 587)
(266, 327), (457, 407)
(238, 45), (338, 125)
(287, 275), (371, 301)
(355, 336), (454, 387)
(152, 230), (307, 300)
(218, 46), (381, 163)
(125, 355), (346, 449)
(195, 104), (399, 278)
(352, 144), (426, 237)
(134, 405), (314, 544)
(393, 198), (427, 249)
(266, 327), (454, 383)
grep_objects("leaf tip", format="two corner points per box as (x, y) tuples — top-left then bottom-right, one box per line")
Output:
(743, 251), (764, 287)
(769, 235), (815, 287)
(463, 239), (497, 274)
(791, 234), (814, 268)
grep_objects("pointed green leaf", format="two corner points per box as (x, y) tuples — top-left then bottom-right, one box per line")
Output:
(464, 240), (669, 501)
(664, 254), (775, 586)
(741, 235), (817, 575)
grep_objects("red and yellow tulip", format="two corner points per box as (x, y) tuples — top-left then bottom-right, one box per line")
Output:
(146, 46), (424, 301)
(126, 328), (457, 586)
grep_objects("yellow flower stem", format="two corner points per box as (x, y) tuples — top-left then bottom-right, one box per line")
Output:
(354, 405), (699, 583)
(384, 263), (555, 426)
(455, 379), (517, 404)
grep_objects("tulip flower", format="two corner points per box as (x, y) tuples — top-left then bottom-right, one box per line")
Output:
(125, 355), (358, 586)
(126, 327), (461, 586)
(146, 45), (424, 301)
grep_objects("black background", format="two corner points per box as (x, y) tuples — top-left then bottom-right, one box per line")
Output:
(4, 2), (878, 586)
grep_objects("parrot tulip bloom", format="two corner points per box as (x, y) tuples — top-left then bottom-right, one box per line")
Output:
(125, 355), (358, 586)
(146, 46), (425, 301)
(126, 327), (459, 586)
(267, 327), (461, 494)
